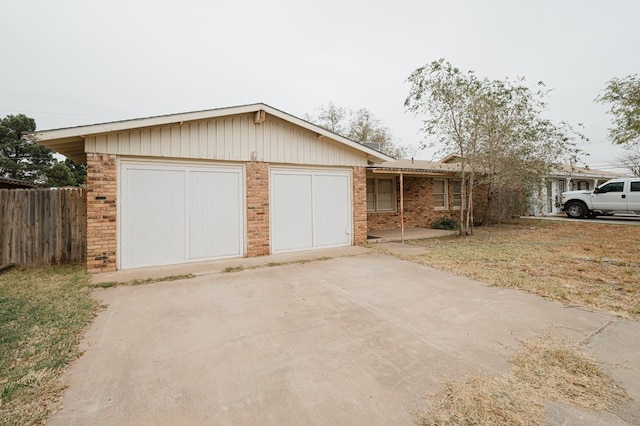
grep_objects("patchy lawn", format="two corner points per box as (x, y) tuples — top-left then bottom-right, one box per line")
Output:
(414, 332), (628, 425)
(406, 219), (640, 320)
(0, 265), (98, 426)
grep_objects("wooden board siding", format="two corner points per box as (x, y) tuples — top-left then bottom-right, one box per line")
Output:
(85, 113), (367, 167)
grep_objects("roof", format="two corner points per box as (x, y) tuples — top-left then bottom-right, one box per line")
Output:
(0, 177), (38, 189)
(549, 164), (628, 180)
(439, 153), (462, 164)
(368, 159), (628, 181)
(368, 159), (461, 175)
(26, 103), (394, 164)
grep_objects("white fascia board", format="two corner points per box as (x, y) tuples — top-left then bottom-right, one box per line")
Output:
(28, 102), (395, 164)
(260, 105), (394, 164)
(28, 104), (267, 142)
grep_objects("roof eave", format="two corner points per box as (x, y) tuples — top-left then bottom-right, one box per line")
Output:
(27, 103), (394, 164)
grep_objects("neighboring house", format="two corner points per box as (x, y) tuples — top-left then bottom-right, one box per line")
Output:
(366, 159), (463, 232)
(528, 165), (627, 216)
(29, 104), (392, 272)
(0, 177), (38, 189)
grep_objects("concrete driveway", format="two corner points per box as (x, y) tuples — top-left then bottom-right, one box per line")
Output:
(51, 248), (640, 425)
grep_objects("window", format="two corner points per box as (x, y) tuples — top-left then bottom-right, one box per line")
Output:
(433, 179), (448, 210)
(631, 181), (640, 192)
(577, 181), (590, 190)
(366, 177), (396, 212)
(452, 180), (462, 209)
(598, 181), (624, 193)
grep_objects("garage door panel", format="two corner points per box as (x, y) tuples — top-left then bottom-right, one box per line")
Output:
(271, 169), (351, 253)
(122, 167), (186, 269)
(121, 163), (244, 269)
(313, 174), (351, 247)
(271, 173), (313, 252)
(189, 170), (242, 259)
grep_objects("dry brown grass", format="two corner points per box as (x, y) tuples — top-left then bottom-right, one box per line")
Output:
(414, 333), (628, 425)
(407, 219), (640, 319)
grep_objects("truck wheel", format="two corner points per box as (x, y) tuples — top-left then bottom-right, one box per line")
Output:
(565, 201), (587, 218)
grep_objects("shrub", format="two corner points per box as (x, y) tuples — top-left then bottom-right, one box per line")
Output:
(432, 216), (460, 230)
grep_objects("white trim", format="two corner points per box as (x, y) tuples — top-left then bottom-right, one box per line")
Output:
(29, 103), (394, 164)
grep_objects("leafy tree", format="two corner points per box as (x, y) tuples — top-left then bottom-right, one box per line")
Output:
(596, 74), (640, 146)
(0, 114), (51, 183)
(45, 160), (87, 187)
(305, 102), (409, 158)
(0, 114), (86, 186)
(405, 59), (584, 234)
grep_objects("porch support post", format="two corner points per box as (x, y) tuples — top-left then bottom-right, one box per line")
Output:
(400, 173), (404, 243)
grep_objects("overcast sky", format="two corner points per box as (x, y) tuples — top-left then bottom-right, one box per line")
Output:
(2, 0), (639, 171)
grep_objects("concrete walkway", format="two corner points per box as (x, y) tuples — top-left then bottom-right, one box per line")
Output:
(367, 226), (456, 242)
(53, 247), (639, 425)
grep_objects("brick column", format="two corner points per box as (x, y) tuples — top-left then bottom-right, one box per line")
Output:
(86, 153), (117, 272)
(353, 166), (367, 245)
(246, 162), (270, 257)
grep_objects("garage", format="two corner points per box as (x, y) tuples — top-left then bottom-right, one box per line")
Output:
(271, 168), (352, 253)
(120, 161), (244, 269)
(30, 103), (393, 272)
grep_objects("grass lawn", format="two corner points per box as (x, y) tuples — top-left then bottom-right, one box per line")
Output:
(406, 219), (640, 320)
(0, 265), (98, 426)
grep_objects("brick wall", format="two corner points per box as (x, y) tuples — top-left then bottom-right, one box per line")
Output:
(86, 153), (117, 272)
(352, 167), (367, 245)
(246, 162), (270, 257)
(367, 175), (461, 231)
(84, 158), (368, 271)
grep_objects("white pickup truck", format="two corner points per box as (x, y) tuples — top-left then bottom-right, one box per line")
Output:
(560, 177), (640, 218)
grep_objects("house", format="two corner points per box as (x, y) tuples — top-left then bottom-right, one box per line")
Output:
(528, 165), (627, 216)
(29, 104), (393, 272)
(0, 177), (38, 189)
(366, 159), (463, 235)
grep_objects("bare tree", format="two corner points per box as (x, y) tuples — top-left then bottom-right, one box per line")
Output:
(306, 103), (409, 158)
(616, 145), (640, 176)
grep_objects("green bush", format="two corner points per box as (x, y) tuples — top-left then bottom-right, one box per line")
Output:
(432, 216), (460, 230)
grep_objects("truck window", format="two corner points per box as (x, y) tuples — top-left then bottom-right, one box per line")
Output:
(598, 182), (624, 193)
(631, 181), (640, 192)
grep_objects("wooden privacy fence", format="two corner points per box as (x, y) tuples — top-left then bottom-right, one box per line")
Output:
(0, 188), (86, 267)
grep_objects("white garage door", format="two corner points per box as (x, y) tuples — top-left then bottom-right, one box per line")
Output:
(271, 169), (352, 253)
(120, 161), (244, 269)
